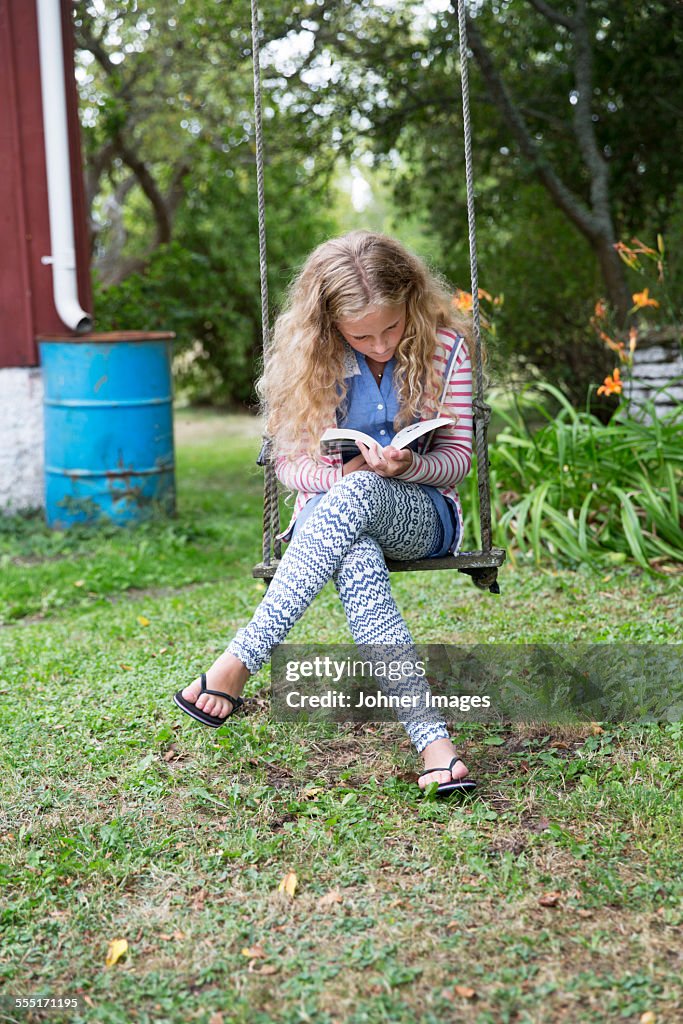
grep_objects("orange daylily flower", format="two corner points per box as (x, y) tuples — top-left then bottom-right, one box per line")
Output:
(631, 288), (659, 309)
(629, 237), (657, 256)
(589, 302), (634, 363)
(613, 241), (639, 269)
(597, 367), (623, 397)
(452, 288), (494, 311)
(597, 329), (625, 355)
(593, 299), (608, 321)
(629, 326), (638, 355)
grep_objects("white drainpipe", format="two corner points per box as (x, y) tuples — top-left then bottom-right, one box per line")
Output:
(36, 0), (92, 334)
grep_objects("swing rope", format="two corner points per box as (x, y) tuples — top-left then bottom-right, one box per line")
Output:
(250, 0), (281, 567)
(250, 0), (504, 592)
(456, 0), (494, 557)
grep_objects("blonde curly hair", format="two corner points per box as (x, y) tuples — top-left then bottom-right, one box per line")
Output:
(257, 230), (473, 460)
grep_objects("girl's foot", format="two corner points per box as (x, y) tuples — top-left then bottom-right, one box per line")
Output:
(180, 652), (250, 720)
(417, 736), (469, 790)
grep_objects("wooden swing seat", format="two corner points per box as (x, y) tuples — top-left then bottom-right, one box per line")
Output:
(253, 547), (506, 593)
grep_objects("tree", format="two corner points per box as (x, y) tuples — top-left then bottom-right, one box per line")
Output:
(73, 0), (338, 405)
(74, 0), (334, 280)
(277, 0), (683, 400)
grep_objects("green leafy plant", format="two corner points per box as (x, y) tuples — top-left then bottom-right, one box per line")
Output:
(467, 382), (683, 574)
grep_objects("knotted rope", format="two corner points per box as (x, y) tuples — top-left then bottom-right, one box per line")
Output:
(457, 0), (494, 554)
(251, 0), (281, 564)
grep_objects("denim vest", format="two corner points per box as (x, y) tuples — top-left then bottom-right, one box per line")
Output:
(290, 347), (459, 555)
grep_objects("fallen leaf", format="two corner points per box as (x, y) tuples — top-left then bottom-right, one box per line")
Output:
(209, 1013), (224, 1024)
(576, 909), (593, 918)
(73, 579), (85, 587)
(105, 938), (128, 967)
(454, 985), (476, 999)
(138, 616), (150, 627)
(538, 891), (562, 907)
(159, 648), (168, 655)
(120, 664), (132, 671)
(191, 889), (206, 910)
(317, 889), (343, 909)
(278, 871), (297, 897)
(302, 787), (324, 798)
(83, 996), (95, 1008)
(241, 944), (266, 959)
(173, 929), (185, 941)
(640, 1013), (657, 1024)
(249, 962), (278, 975)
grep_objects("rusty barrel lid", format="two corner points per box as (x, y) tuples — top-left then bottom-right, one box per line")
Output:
(37, 331), (176, 343)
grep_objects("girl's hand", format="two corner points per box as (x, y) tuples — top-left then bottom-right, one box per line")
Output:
(342, 452), (372, 476)
(355, 441), (413, 478)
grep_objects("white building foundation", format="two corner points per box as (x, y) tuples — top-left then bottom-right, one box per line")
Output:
(0, 367), (44, 513)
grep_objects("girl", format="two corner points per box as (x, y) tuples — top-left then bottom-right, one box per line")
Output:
(174, 231), (477, 798)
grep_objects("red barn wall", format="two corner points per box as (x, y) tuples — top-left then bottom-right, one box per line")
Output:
(0, 0), (92, 369)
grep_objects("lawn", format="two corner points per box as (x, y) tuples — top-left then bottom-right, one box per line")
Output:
(1, 410), (681, 1024)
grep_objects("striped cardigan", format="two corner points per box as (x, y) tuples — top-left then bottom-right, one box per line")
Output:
(274, 327), (473, 555)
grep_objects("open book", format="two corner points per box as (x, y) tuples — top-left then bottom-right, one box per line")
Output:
(320, 417), (454, 454)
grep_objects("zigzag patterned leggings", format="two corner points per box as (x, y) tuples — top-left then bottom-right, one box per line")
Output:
(227, 471), (452, 752)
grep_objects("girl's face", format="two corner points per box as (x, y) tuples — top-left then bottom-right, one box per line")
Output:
(335, 304), (406, 363)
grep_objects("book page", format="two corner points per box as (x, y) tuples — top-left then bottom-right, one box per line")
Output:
(320, 427), (379, 452)
(391, 417), (454, 450)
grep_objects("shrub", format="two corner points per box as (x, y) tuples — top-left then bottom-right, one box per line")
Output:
(467, 382), (683, 574)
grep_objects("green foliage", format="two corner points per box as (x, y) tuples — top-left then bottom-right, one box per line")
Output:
(475, 384), (683, 573)
(470, 184), (614, 406)
(288, 1), (683, 397)
(76, 0), (336, 406)
(93, 155), (335, 407)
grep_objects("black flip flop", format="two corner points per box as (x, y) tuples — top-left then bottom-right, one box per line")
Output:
(418, 756), (477, 798)
(173, 673), (245, 728)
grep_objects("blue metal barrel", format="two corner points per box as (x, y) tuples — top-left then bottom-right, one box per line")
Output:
(38, 332), (176, 527)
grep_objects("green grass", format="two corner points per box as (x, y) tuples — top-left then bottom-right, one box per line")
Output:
(1, 411), (682, 1024)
